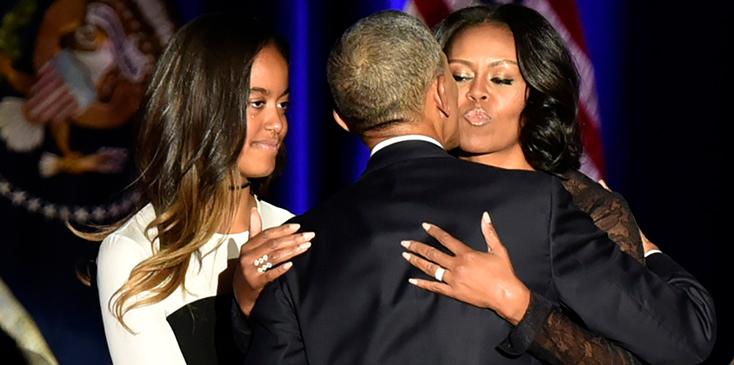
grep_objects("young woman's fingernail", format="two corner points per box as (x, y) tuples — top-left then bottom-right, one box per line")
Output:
(408, 278), (418, 285)
(421, 222), (431, 231)
(400, 240), (411, 248)
(402, 252), (411, 261)
(299, 242), (312, 250)
(302, 232), (315, 240)
(482, 211), (491, 224)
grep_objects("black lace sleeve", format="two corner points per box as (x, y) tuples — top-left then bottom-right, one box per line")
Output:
(527, 307), (645, 365)
(560, 170), (644, 263)
(502, 292), (645, 365)
(506, 170), (647, 363)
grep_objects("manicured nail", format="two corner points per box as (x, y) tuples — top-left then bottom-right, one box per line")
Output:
(302, 232), (315, 240)
(402, 252), (411, 261)
(421, 222), (431, 231)
(482, 211), (491, 224)
(408, 278), (418, 285)
(288, 223), (301, 231)
(282, 262), (293, 270)
(299, 242), (312, 250)
(400, 240), (411, 248)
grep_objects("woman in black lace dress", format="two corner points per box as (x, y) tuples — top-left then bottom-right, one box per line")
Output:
(403, 4), (715, 364)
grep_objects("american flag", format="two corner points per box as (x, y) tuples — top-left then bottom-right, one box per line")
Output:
(25, 50), (97, 126)
(405, 0), (605, 180)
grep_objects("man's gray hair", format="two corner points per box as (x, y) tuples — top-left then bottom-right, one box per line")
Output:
(327, 10), (444, 134)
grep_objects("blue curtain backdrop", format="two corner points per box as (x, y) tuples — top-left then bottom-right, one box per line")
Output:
(0, 0), (729, 363)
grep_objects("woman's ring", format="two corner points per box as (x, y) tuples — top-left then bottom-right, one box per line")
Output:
(253, 254), (269, 267)
(434, 267), (446, 282)
(257, 262), (273, 273)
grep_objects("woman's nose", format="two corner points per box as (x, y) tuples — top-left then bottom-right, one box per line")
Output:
(467, 82), (489, 101)
(263, 110), (285, 135)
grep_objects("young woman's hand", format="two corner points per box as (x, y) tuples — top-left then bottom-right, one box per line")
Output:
(233, 208), (313, 316)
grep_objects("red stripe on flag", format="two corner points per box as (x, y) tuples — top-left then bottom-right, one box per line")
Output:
(531, 0), (605, 177)
(412, 0), (451, 28)
(544, 0), (588, 52)
(578, 105), (605, 176)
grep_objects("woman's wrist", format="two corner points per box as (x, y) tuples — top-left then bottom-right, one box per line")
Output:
(498, 281), (531, 326)
(234, 287), (259, 317)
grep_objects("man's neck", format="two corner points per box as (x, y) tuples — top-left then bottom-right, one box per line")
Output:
(370, 135), (444, 156)
(362, 122), (443, 150)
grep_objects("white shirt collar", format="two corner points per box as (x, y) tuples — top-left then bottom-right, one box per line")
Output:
(370, 135), (444, 156)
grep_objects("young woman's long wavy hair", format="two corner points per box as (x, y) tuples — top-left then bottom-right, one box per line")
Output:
(435, 4), (583, 175)
(74, 14), (288, 330)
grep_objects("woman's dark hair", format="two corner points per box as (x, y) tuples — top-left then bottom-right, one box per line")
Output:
(139, 13), (289, 199)
(435, 4), (582, 174)
(74, 13), (289, 330)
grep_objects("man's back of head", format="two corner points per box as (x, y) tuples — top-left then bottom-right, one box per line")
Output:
(326, 11), (444, 135)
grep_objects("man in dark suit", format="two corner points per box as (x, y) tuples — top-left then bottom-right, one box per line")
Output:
(238, 10), (715, 364)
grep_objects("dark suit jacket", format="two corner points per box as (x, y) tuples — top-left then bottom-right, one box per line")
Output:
(242, 141), (715, 364)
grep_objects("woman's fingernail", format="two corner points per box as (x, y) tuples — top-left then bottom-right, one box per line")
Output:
(302, 232), (315, 240)
(282, 262), (293, 270)
(482, 211), (491, 224)
(402, 252), (411, 261)
(288, 223), (301, 231)
(421, 222), (431, 231)
(400, 240), (411, 248)
(408, 278), (418, 285)
(299, 242), (312, 250)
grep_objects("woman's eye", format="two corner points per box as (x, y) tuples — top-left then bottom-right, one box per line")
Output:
(453, 74), (472, 82)
(278, 101), (290, 111)
(249, 100), (265, 109)
(491, 77), (514, 85)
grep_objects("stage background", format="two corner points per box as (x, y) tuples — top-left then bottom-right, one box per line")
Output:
(0, 0), (730, 363)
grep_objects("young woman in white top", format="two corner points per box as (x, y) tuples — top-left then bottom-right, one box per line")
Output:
(85, 14), (313, 365)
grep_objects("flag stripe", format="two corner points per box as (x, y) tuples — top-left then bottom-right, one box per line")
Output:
(412, 0), (451, 27)
(519, 0), (605, 177)
(578, 105), (604, 180)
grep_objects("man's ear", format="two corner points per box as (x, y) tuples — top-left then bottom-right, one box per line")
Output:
(333, 110), (350, 132)
(433, 74), (451, 118)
